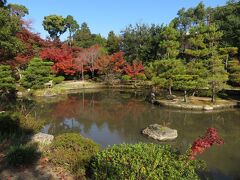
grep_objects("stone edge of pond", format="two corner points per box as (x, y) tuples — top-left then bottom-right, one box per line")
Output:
(154, 100), (240, 111)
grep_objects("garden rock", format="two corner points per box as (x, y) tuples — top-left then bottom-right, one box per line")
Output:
(203, 105), (214, 111)
(142, 124), (177, 141)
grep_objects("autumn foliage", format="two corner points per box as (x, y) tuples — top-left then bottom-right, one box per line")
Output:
(124, 60), (144, 78)
(13, 29), (46, 66)
(94, 51), (126, 75)
(190, 128), (224, 160)
(40, 45), (81, 76)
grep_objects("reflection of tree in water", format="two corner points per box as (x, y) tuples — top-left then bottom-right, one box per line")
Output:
(46, 91), (148, 135)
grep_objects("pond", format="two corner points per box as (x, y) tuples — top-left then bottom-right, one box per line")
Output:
(22, 89), (240, 180)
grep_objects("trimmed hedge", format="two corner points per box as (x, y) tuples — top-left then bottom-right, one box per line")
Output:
(89, 143), (204, 180)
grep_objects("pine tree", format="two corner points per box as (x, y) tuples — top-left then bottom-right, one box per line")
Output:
(20, 57), (53, 89)
(159, 24), (180, 59)
(151, 59), (185, 95)
(185, 24), (228, 102)
(0, 65), (15, 96)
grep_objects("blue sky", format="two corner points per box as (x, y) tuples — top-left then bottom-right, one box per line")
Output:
(8, 0), (226, 39)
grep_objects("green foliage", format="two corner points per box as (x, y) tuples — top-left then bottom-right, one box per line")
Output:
(0, 6), (24, 61)
(228, 59), (240, 86)
(150, 59), (185, 94)
(213, 1), (240, 48)
(8, 3), (29, 17)
(20, 57), (53, 89)
(121, 23), (164, 63)
(159, 24), (180, 59)
(73, 22), (96, 48)
(6, 144), (40, 166)
(106, 31), (120, 54)
(89, 143), (204, 180)
(48, 133), (100, 178)
(43, 15), (67, 40)
(53, 76), (65, 85)
(136, 73), (147, 80)
(65, 15), (79, 47)
(0, 65), (16, 96)
(121, 75), (131, 81)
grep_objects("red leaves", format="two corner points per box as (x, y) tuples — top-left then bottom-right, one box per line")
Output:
(40, 46), (80, 76)
(94, 51), (126, 75)
(124, 60), (144, 77)
(190, 128), (224, 160)
(15, 28), (47, 66)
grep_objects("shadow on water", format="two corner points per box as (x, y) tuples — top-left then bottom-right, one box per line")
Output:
(15, 89), (240, 180)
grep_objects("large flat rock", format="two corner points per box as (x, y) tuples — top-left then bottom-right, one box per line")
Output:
(142, 124), (177, 141)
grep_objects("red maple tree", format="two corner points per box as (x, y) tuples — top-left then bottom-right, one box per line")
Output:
(190, 128), (224, 160)
(124, 60), (144, 78)
(94, 51), (126, 76)
(40, 45), (79, 76)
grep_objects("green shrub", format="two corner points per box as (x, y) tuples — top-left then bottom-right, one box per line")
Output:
(20, 57), (53, 89)
(48, 133), (100, 178)
(121, 75), (131, 81)
(89, 143), (204, 180)
(136, 73), (147, 80)
(53, 76), (65, 84)
(6, 144), (40, 166)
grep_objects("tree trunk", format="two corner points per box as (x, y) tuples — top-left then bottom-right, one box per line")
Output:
(184, 90), (187, 102)
(211, 83), (215, 103)
(169, 86), (172, 96)
(81, 64), (84, 81)
(69, 31), (72, 48)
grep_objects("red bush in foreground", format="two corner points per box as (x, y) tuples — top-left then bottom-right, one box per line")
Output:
(190, 128), (224, 160)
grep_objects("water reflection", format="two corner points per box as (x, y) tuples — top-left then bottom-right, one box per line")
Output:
(28, 89), (240, 180)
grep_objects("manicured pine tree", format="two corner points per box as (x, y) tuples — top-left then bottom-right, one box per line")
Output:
(151, 59), (185, 95)
(185, 24), (228, 102)
(20, 57), (53, 89)
(0, 65), (16, 96)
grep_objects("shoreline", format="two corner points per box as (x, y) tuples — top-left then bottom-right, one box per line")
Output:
(154, 98), (240, 111)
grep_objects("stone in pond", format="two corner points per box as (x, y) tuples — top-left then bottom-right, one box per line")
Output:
(142, 124), (177, 141)
(31, 132), (54, 145)
(203, 105), (213, 111)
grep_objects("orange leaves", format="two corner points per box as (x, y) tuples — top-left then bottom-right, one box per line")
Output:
(40, 46), (80, 76)
(94, 51), (126, 75)
(124, 60), (144, 77)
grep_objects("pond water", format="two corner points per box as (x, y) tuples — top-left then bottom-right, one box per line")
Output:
(24, 89), (240, 180)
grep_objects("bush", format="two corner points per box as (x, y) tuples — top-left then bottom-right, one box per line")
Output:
(6, 144), (40, 166)
(53, 76), (65, 84)
(48, 133), (100, 178)
(89, 143), (204, 180)
(121, 75), (131, 81)
(136, 73), (147, 80)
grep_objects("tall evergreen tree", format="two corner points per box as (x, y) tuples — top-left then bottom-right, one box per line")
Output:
(106, 31), (120, 54)
(65, 15), (79, 47)
(73, 22), (93, 48)
(159, 24), (180, 59)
